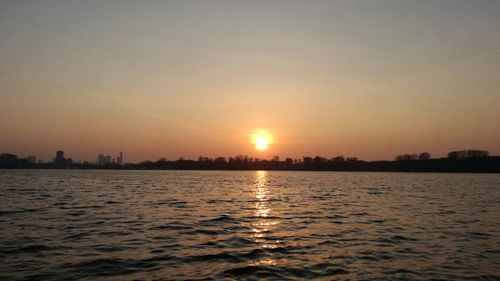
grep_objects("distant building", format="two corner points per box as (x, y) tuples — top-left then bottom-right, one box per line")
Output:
(26, 156), (37, 163)
(117, 152), (123, 165)
(0, 153), (17, 162)
(97, 154), (112, 165)
(97, 152), (123, 165)
(54, 150), (65, 166)
(54, 150), (71, 168)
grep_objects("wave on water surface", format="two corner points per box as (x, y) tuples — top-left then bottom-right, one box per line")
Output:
(0, 170), (499, 280)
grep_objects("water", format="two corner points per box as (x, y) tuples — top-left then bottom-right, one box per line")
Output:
(0, 170), (499, 281)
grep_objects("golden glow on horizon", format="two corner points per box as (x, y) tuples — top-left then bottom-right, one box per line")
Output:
(251, 130), (273, 151)
(1, 2), (500, 161)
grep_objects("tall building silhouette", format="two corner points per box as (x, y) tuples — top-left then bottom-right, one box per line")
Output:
(117, 152), (123, 165)
(56, 150), (64, 160)
(54, 150), (71, 168)
(97, 154), (112, 165)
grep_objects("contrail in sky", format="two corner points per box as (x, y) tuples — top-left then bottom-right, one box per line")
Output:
(312, 47), (500, 112)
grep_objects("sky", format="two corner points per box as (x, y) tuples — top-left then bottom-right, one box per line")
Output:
(1, 0), (500, 162)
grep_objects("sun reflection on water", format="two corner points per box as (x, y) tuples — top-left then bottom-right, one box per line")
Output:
(254, 171), (270, 218)
(251, 171), (282, 265)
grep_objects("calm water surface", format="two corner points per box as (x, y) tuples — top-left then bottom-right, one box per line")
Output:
(0, 170), (499, 280)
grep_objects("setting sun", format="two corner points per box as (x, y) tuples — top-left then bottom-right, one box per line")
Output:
(251, 130), (273, 151)
(255, 136), (269, 151)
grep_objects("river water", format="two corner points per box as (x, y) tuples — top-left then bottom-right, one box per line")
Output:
(0, 170), (499, 280)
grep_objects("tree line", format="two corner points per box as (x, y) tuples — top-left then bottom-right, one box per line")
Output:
(394, 150), (489, 161)
(1, 149), (499, 172)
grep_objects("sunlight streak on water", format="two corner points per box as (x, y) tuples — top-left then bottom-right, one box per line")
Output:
(251, 171), (281, 261)
(253, 170), (270, 218)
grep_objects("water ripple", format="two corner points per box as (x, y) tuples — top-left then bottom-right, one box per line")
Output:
(0, 170), (499, 280)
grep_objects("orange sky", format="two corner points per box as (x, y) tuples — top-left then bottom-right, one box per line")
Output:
(1, 1), (500, 162)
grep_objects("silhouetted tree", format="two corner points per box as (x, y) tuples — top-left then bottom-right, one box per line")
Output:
(332, 156), (345, 162)
(448, 150), (489, 159)
(214, 157), (226, 163)
(395, 154), (418, 161)
(303, 156), (313, 165)
(234, 155), (249, 162)
(419, 152), (431, 160)
(448, 151), (464, 159)
(466, 150), (489, 158)
(313, 156), (327, 164)
(198, 156), (211, 162)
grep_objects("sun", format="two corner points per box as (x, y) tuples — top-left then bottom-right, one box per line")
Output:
(251, 130), (273, 151)
(255, 136), (269, 151)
